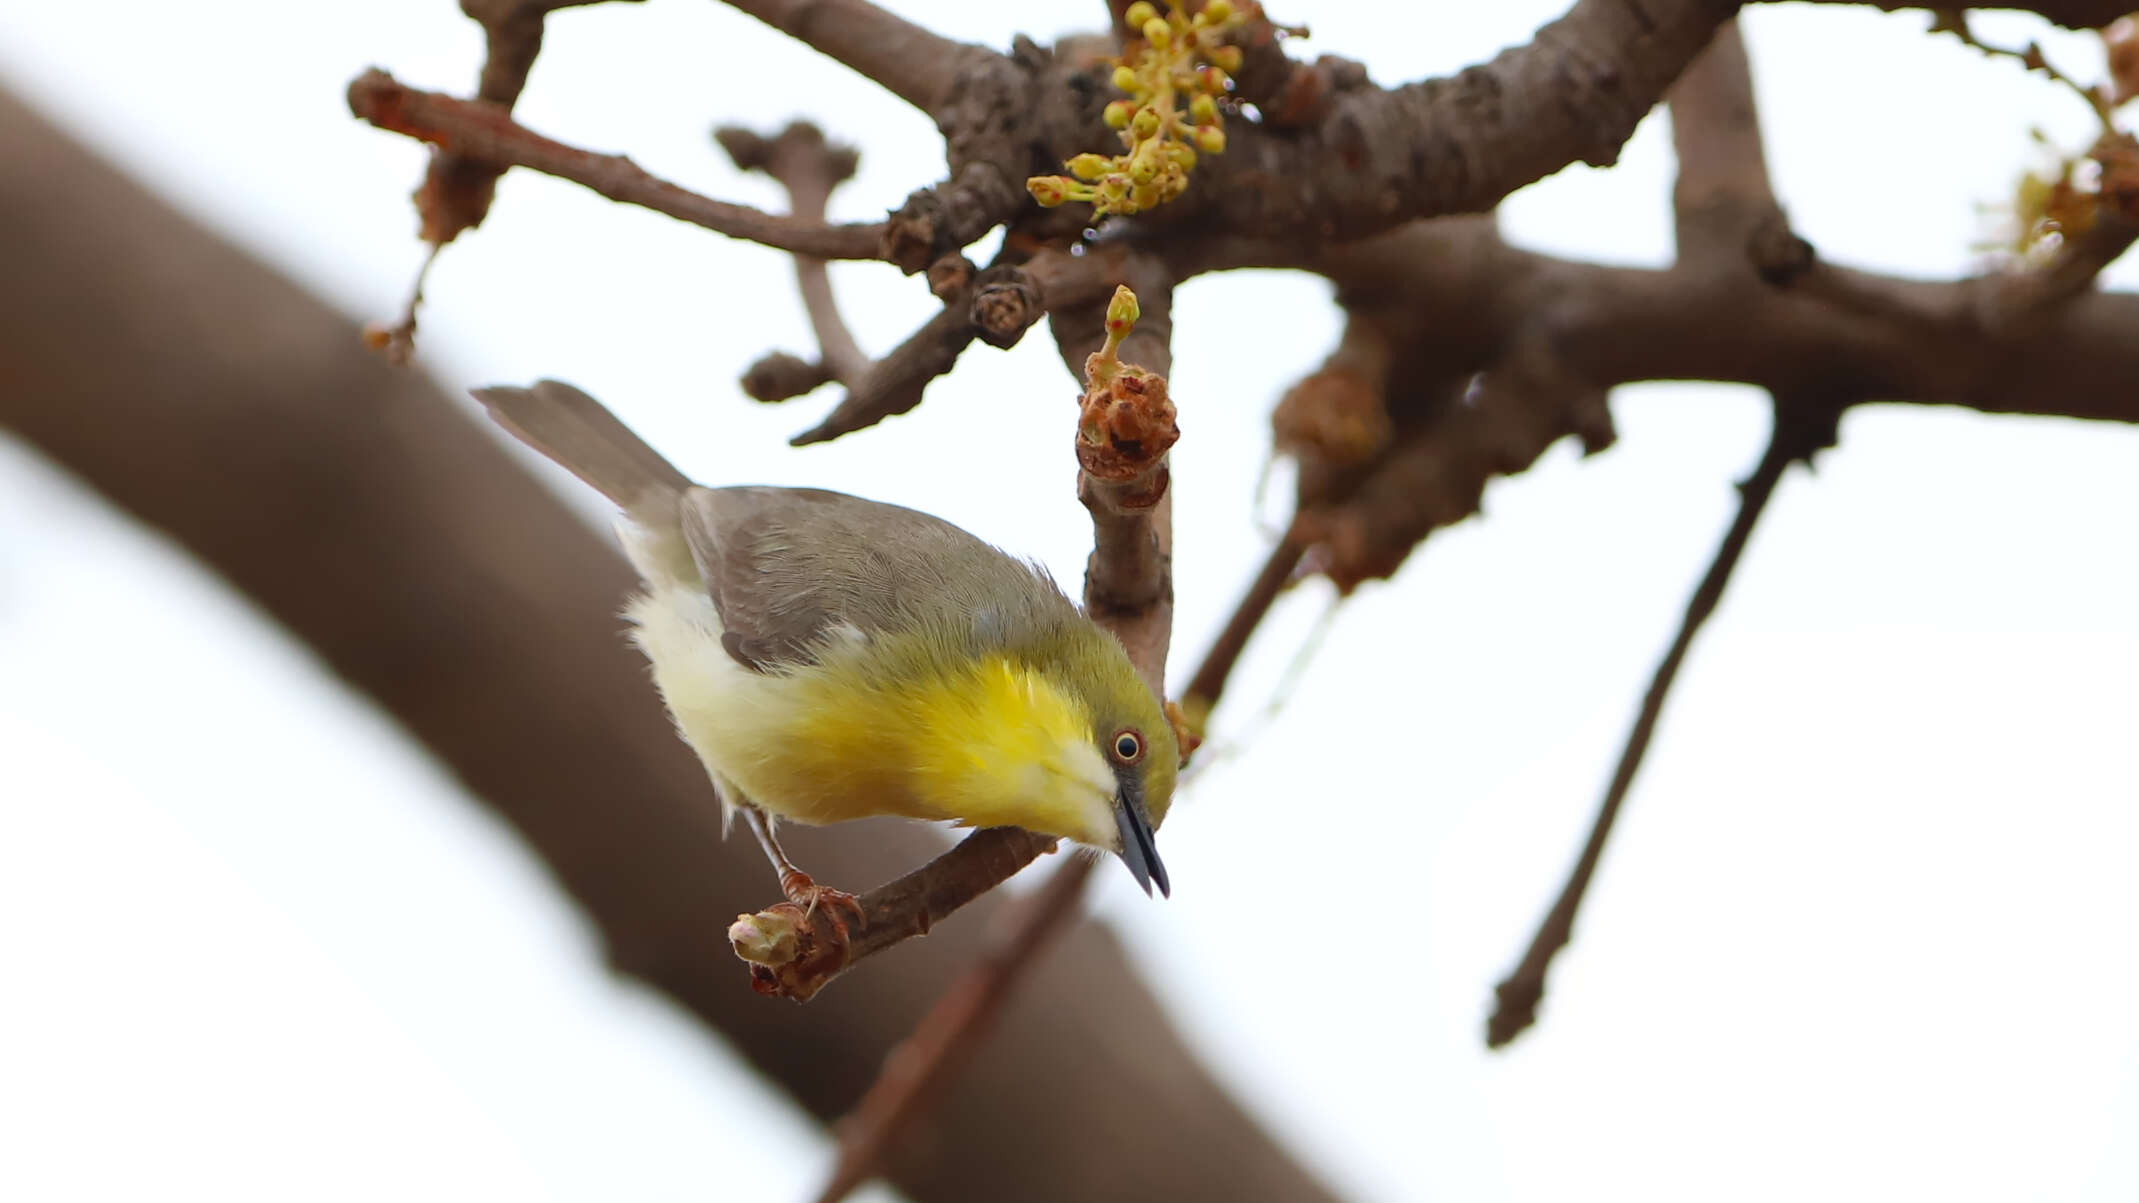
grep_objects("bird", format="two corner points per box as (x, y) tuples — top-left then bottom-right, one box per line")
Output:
(472, 380), (1176, 906)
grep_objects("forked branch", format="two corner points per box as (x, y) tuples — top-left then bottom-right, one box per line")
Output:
(348, 70), (886, 259)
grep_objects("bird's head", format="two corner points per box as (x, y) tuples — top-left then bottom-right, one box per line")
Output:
(1021, 631), (1178, 897)
(1069, 673), (1178, 897)
(918, 640), (1178, 896)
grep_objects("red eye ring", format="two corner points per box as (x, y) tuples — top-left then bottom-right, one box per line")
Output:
(1111, 729), (1145, 763)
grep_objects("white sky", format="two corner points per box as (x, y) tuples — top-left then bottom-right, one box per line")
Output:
(2, 3), (2136, 1201)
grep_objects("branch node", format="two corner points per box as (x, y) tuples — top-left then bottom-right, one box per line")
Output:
(741, 351), (834, 402)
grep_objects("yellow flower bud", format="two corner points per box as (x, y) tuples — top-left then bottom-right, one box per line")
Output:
(1143, 17), (1171, 48)
(1106, 284), (1141, 332)
(1131, 105), (1162, 139)
(1212, 45), (1243, 72)
(1068, 153), (1115, 181)
(1194, 124), (1226, 154)
(1026, 175), (1073, 207)
(1203, 0), (1234, 20)
(1104, 99), (1136, 129)
(1190, 93), (1218, 125)
(1124, 1), (1158, 29)
(1113, 64), (1141, 94)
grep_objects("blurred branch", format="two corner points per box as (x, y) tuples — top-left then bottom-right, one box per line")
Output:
(1487, 395), (1840, 1049)
(1667, 18), (1782, 265)
(348, 69), (886, 259)
(1975, 206), (2139, 332)
(811, 856), (1095, 1203)
(720, 0), (999, 118)
(1180, 533), (1307, 726)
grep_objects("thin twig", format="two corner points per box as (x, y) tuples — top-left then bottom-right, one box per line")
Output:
(717, 123), (871, 386)
(1180, 531), (1306, 721)
(786, 291), (984, 445)
(1486, 396), (1838, 1049)
(347, 70), (886, 260)
(729, 826), (1062, 1001)
(1931, 9), (2117, 131)
(809, 856), (1096, 1203)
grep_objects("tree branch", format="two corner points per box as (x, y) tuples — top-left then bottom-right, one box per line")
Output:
(1667, 17), (1781, 264)
(784, 285), (984, 445)
(1974, 207), (2139, 332)
(1057, 269), (1179, 692)
(719, 122), (871, 387)
(347, 69), (886, 259)
(809, 856), (1096, 1203)
(1487, 395), (1840, 1048)
(720, 0), (998, 118)
(1185, 0), (1741, 241)
(1179, 532), (1306, 725)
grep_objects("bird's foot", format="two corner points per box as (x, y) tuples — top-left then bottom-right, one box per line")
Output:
(779, 868), (864, 935)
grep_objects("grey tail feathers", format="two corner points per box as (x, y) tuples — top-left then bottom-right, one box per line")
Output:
(472, 380), (694, 517)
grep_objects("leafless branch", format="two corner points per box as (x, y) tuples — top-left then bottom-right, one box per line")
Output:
(719, 122), (871, 387)
(1487, 395), (1840, 1049)
(1668, 18), (1781, 264)
(730, 827), (1064, 1001)
(1180, 532), (1306, 722)
(720, 0), (999, 118)
(347, 70), (887, 259)
(809, 856), (1096, 1203)
(1055, 267), (1179, 691)
(785, 290), (983, 445)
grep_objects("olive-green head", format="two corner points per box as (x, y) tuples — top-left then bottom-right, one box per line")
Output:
(1039, 624), (1179, 897)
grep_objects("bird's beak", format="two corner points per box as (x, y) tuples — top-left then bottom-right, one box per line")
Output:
(1112, 775), (1170, 898)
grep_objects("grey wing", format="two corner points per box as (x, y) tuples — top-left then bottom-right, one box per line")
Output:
(677, 486), (1067, 672)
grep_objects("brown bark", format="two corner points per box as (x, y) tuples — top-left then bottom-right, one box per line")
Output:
(0, 85), (1338, 1203)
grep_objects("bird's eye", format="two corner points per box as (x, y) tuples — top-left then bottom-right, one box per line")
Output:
(1111, 729), (1144, 763)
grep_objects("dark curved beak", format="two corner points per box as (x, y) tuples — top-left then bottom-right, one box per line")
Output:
(1113, 775), (1170, 898)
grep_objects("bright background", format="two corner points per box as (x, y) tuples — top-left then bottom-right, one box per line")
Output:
(3, 3), (2136, 1200)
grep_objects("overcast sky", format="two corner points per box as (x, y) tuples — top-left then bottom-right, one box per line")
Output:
(2, 3), (2136, 1201)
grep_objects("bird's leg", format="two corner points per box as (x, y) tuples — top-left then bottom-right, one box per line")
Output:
(738, 804), (863, 928)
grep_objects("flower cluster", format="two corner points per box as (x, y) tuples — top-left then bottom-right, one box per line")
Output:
(1028, 1), (1248, 218)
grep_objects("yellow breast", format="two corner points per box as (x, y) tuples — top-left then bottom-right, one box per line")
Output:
(626, 585), (1117, 845)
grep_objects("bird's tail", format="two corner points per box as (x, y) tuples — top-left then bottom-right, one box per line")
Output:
(472, 379), (693, 520)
